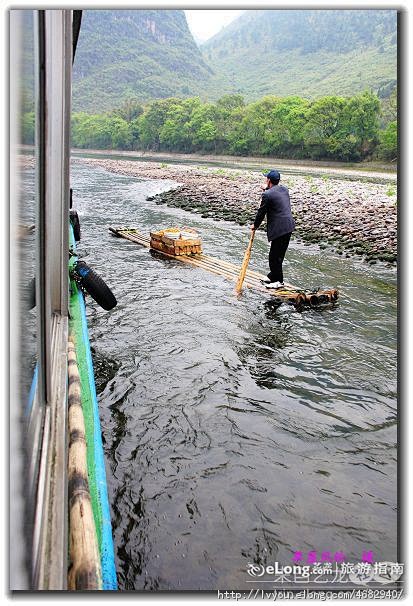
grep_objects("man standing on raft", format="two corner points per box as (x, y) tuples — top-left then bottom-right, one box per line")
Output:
(251, 169), (295, 289)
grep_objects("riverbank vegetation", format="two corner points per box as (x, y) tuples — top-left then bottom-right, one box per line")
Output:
(22, 91), (397, 162)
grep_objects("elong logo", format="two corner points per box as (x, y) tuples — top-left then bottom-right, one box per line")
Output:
(246, 562), (311, 578)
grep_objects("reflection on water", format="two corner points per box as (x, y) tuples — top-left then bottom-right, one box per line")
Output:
(67, 162), (396, 590)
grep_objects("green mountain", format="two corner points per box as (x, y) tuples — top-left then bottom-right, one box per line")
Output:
(202, 9), (397, 101)
(71, 9), (397, 113)
(72, 9), (212, 112)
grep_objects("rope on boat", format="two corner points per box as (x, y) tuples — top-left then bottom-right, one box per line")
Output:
(67, 338), (102, 590)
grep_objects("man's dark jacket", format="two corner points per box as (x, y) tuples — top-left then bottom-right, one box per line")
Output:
(253, 184), (295, 241)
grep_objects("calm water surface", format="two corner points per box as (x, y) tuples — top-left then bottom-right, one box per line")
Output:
(71, 163), (397, 590)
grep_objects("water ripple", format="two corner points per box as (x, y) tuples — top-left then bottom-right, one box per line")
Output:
(71, 162), (397, 590)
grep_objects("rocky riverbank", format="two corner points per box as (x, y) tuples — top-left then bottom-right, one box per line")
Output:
(23, 155), (397, 264)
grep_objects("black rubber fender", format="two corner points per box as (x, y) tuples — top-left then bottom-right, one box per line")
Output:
(70, 209), (81, 241)
(75, 261), (117, 310)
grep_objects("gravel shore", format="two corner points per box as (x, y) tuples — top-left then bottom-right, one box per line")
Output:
(19, 154), (397, 264)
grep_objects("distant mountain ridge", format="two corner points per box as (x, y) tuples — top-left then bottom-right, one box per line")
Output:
(201, 9), (397, 101)
(71, 9), (397, 113)
(203, 9), (396, 54)
(72, 9), (212, 112)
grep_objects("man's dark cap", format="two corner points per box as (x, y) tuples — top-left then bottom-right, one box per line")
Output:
(265, 169), (281, 182)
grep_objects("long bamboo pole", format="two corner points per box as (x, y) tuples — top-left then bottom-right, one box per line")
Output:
(67, 339), (102, 590)
(235, 230), (255, 294)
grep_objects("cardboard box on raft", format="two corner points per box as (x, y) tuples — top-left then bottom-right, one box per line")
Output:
(150, 229), (202, 256)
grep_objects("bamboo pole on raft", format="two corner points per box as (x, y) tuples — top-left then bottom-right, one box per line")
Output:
(235, 229), (255, 294)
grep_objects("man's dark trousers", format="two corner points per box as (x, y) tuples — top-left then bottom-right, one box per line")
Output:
(268, 232), (292, 283)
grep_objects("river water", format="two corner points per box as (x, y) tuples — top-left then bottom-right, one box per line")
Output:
(70, 162), (397, 590)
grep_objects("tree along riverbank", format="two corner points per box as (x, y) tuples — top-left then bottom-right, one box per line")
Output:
(67, 92), (397, 162)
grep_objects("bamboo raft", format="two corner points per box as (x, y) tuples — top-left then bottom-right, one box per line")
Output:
(109, 227), (339, 307)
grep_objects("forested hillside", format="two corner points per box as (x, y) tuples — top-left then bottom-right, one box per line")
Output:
(72, 10), (212, 112)
(71, 9), (397, 112)
(20, 9), (397, 114)
(202, 9), (397, 101)
(64, 92), (397, 162)
(19, 9), (397, 162)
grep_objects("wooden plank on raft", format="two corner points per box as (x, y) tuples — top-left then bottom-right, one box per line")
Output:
(108, 227), (339, 306)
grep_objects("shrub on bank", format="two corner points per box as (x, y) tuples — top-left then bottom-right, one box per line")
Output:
(41, 91), (396, 162)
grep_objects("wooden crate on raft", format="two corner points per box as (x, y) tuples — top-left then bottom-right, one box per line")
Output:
(150, 229), (202, 256)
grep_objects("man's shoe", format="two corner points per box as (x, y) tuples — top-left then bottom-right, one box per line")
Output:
(260, 278), (271, 284)
(265, 281), (285, 289)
